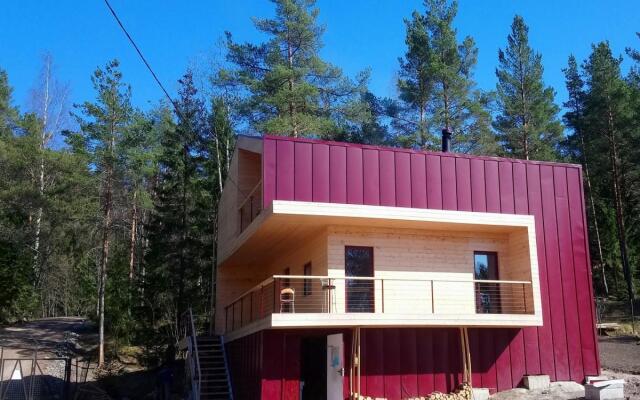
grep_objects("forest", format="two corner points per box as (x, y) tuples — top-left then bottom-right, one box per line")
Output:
(1, 0), (639, 366)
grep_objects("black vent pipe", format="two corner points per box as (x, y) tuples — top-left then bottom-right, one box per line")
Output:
(441, 128), (452, 152)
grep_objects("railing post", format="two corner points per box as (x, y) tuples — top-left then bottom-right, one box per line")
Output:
(225, 306), (229, 333)
(522, 283), (527, 313)
(274, 278), (281, 313)
(250, 196), (254, 222)
(232, 302), (236, 331)
(240, 297), (244, 327)
(250, 290), (254, 322)
(381, 279), (384, 313)
(260, 285), (264, 318)
(431, 280), (435, 314)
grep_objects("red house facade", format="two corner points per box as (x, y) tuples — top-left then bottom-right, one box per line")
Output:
(215, 135), (599, 399)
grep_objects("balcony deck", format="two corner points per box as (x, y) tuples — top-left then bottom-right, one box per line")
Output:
(223, 275), (540, 341)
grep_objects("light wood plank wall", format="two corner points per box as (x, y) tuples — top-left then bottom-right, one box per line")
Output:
(216, 224), (534, 333)
(325, 226), (531, 315)
(215, 230), (327, 333)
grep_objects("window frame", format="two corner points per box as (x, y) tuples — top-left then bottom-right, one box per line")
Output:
(473, 251), (501, 314)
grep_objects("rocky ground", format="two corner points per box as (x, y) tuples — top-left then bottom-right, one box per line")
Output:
(1, 319), (639, 399)
(0, 317), (97, 379)
(490, 335), (640, 399)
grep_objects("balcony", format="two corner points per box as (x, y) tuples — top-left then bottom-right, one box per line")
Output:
(224, 275), (537, 339)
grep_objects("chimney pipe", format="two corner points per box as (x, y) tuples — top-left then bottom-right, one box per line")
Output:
(441, 128), (452, 152)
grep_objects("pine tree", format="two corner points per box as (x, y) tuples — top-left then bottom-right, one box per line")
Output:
(494, 15), (562, 161)
(395, 11), (433, 148)
(144, 72), (212, 347)
(581, 42), (635, 307)
(218, 0), (369, 137)
(335, 92), (390, 145)
(395, 0), (498, 153)
(72, 59), (133, 365)
(0, 68), (18, 137)
(563, 55), (608, 294)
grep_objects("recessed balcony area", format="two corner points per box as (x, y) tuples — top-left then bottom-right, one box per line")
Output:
(215, 201), (542, 340)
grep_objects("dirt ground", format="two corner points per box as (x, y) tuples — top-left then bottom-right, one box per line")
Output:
(2, 319), (640, 399)
(598, 335), (640, 399)
(0, 317), (96, 359)
(599, 335), (640, 374)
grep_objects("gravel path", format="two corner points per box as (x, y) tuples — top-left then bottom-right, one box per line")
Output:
(0, 317), (97, 382)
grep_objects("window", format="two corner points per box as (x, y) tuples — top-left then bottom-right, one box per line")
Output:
(283, 267), (290, 287)
(474, 252), (498, 280)
(474, 251), (500, 313)
(345, 246), (374, 313)
(303, 262), (312, 296)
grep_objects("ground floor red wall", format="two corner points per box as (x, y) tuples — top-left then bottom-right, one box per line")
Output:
(226, 326), (600, 400)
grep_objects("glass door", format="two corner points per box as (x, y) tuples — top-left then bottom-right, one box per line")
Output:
(345, 246), (374, 313)
(474, 251), (501, 313)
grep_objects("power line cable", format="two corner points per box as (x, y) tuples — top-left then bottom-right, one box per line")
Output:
(102, 0), (183, 118)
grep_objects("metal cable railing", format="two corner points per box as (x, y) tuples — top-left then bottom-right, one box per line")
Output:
(224, 276), (534, 333)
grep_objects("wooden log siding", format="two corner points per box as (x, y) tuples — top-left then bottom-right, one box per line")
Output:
(254, 135), (599, 397)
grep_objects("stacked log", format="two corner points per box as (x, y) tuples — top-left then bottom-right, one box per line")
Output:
(353, 383), (473, 400)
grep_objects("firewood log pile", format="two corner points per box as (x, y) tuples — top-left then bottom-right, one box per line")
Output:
(353, 382), (473, 400)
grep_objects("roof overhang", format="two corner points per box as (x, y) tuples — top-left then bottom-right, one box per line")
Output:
(218, 200), (537, 269)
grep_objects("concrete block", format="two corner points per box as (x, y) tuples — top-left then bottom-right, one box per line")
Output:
(471, 388), (490, 400)
(523, 375), (550, 390)
(585, 379), (625, 400)
(585, 375), (611, 384)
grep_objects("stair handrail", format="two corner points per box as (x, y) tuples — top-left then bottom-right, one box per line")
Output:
(187, 308), (202, 400)
(220, 335), (234, 400)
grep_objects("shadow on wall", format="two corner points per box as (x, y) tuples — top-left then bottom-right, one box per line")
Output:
(237, 327), (516, 399)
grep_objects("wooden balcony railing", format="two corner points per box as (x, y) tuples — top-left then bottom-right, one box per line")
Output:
(224, 275), (534, 333)
(238, 180), (262, 233)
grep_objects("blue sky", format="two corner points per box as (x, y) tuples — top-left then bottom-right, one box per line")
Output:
(1, 0), (639, 115)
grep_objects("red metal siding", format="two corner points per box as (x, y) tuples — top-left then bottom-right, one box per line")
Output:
(227, 331), (263, 399)
(363, 149), (380, 206)
(258, 136), (600, 397)
(294, 142), (313, 202)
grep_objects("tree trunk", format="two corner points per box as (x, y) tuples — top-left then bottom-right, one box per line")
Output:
(128, 190), (138, 281)
(287, 28), (298, 137)
(606, 104), (634, 318)
(214, 131), (223, 193)
(177, 145), (189, 328)
(98, 122), (115, 366)
(32, 59), (51, 286)
(98, 170), (112, 366)
(577, 123), (608, 294)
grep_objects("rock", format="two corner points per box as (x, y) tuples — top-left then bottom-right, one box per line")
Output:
(549, 381), (586, 399)
(523, 375), (550, 390)
(585, 379), (625, 400)
(471, 388), (490, 400)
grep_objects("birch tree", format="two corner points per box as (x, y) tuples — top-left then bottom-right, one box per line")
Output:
(28, 53), (70, 285)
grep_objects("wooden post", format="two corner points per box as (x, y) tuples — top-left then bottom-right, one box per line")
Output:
(250, 290), (254, 322)
(250, 196), (254, 222)
(260, 285), (264, 318)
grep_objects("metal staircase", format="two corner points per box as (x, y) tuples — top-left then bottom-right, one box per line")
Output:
(183, 310), (233, 400)
(196, 336), (232, 399)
